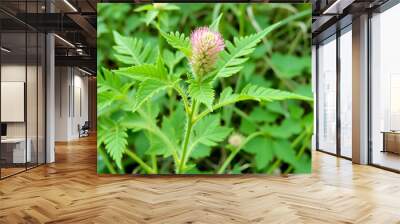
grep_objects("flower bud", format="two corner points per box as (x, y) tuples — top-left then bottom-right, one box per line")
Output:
(228, 133), (244, 148)
(190, 27), (224, 77)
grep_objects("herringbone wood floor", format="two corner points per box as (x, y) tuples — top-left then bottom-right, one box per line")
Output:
(1, 135), (400, 224)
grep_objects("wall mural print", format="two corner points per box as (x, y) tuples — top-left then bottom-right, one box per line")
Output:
(97, 3), (313, 174)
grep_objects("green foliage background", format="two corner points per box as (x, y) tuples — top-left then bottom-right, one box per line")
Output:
(97, 3), (313, 174)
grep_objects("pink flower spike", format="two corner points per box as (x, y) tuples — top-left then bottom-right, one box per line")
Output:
(190, 27), (225, 77)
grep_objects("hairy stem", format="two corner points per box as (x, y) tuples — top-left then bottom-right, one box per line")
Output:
(173, 84), (190, 115)
(178, 100), (197, 174)
(125, 149), (155, 174)
(218, 132), (263, 174)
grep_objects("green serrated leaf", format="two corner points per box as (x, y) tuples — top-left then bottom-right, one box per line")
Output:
(114, 63), (167, 82)
(135, 79), (169, 111)
(191, 115), (232, 147)
(144, 10), (158, 25)
(211, 9), (310, 80)
(160, 30), (191, 57)
(188, 81), (215, 110)
(213, 84), (312, 112)
(113, 31), (154, 65)
(240, 84), (313, 102)
(104, 125), (128, 169)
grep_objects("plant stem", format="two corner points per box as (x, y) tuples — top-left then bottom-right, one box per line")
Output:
(167, 89), (174, 115)
(218, 132), (263, 174)
(98, 146), (117, 174)
(177, 100), (197, 174)
(151, 154), (158, 173)
(284, 127), (312, 174)
(137, 109), (180, 166)
(283, 139), (308, 174)
(291, 129), (307, 149)
(267, 159), (281, 174)
(173, 84), (190, 115)
(125, 150), (155, 174)
(288, 30), (302, 55)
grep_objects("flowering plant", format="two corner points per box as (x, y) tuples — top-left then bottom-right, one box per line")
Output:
(98, 4), (312, 174)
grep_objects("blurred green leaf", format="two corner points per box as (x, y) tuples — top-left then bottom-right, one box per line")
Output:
(243, 137), (274, 170)
(271, 53), (310, 78)
(191, 115), (232, 147)
(210, 13), (223, 32)
(273, 139), (296, 164)
(190, 144), (211, 159)
(113, 31), (155, 65)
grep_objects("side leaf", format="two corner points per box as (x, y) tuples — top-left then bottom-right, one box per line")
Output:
(211, 9), (311, 80)
(104, 125), (128, 169)
(239, 84), (313, 102)
(134, 79), (169, 111)
(162, 105), (186, 144)
(160, 30), (192, 58)
(212, 84), (312, 111)
(114, 52), (169, 83)
(188, 81), (215, 110)
(113, 31), (154, 65)
(114, 64), (167, 82)
(191, 115), (232, 147)
(243, 137), (274, 170)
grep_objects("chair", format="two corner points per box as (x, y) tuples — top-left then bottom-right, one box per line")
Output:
(78, 121), (90, 138)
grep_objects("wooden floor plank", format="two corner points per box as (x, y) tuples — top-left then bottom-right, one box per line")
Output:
(0, 135), (400, 223)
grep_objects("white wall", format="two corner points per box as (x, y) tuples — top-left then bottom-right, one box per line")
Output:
(1, 63), (46, 164)
(55, 66), (69, 141)
(55, 67), (89, 141)
(1, 65), (32, 137)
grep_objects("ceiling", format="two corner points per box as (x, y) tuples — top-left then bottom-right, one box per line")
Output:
(312, 0), (390, 44)
(0, 0), (97, 74)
